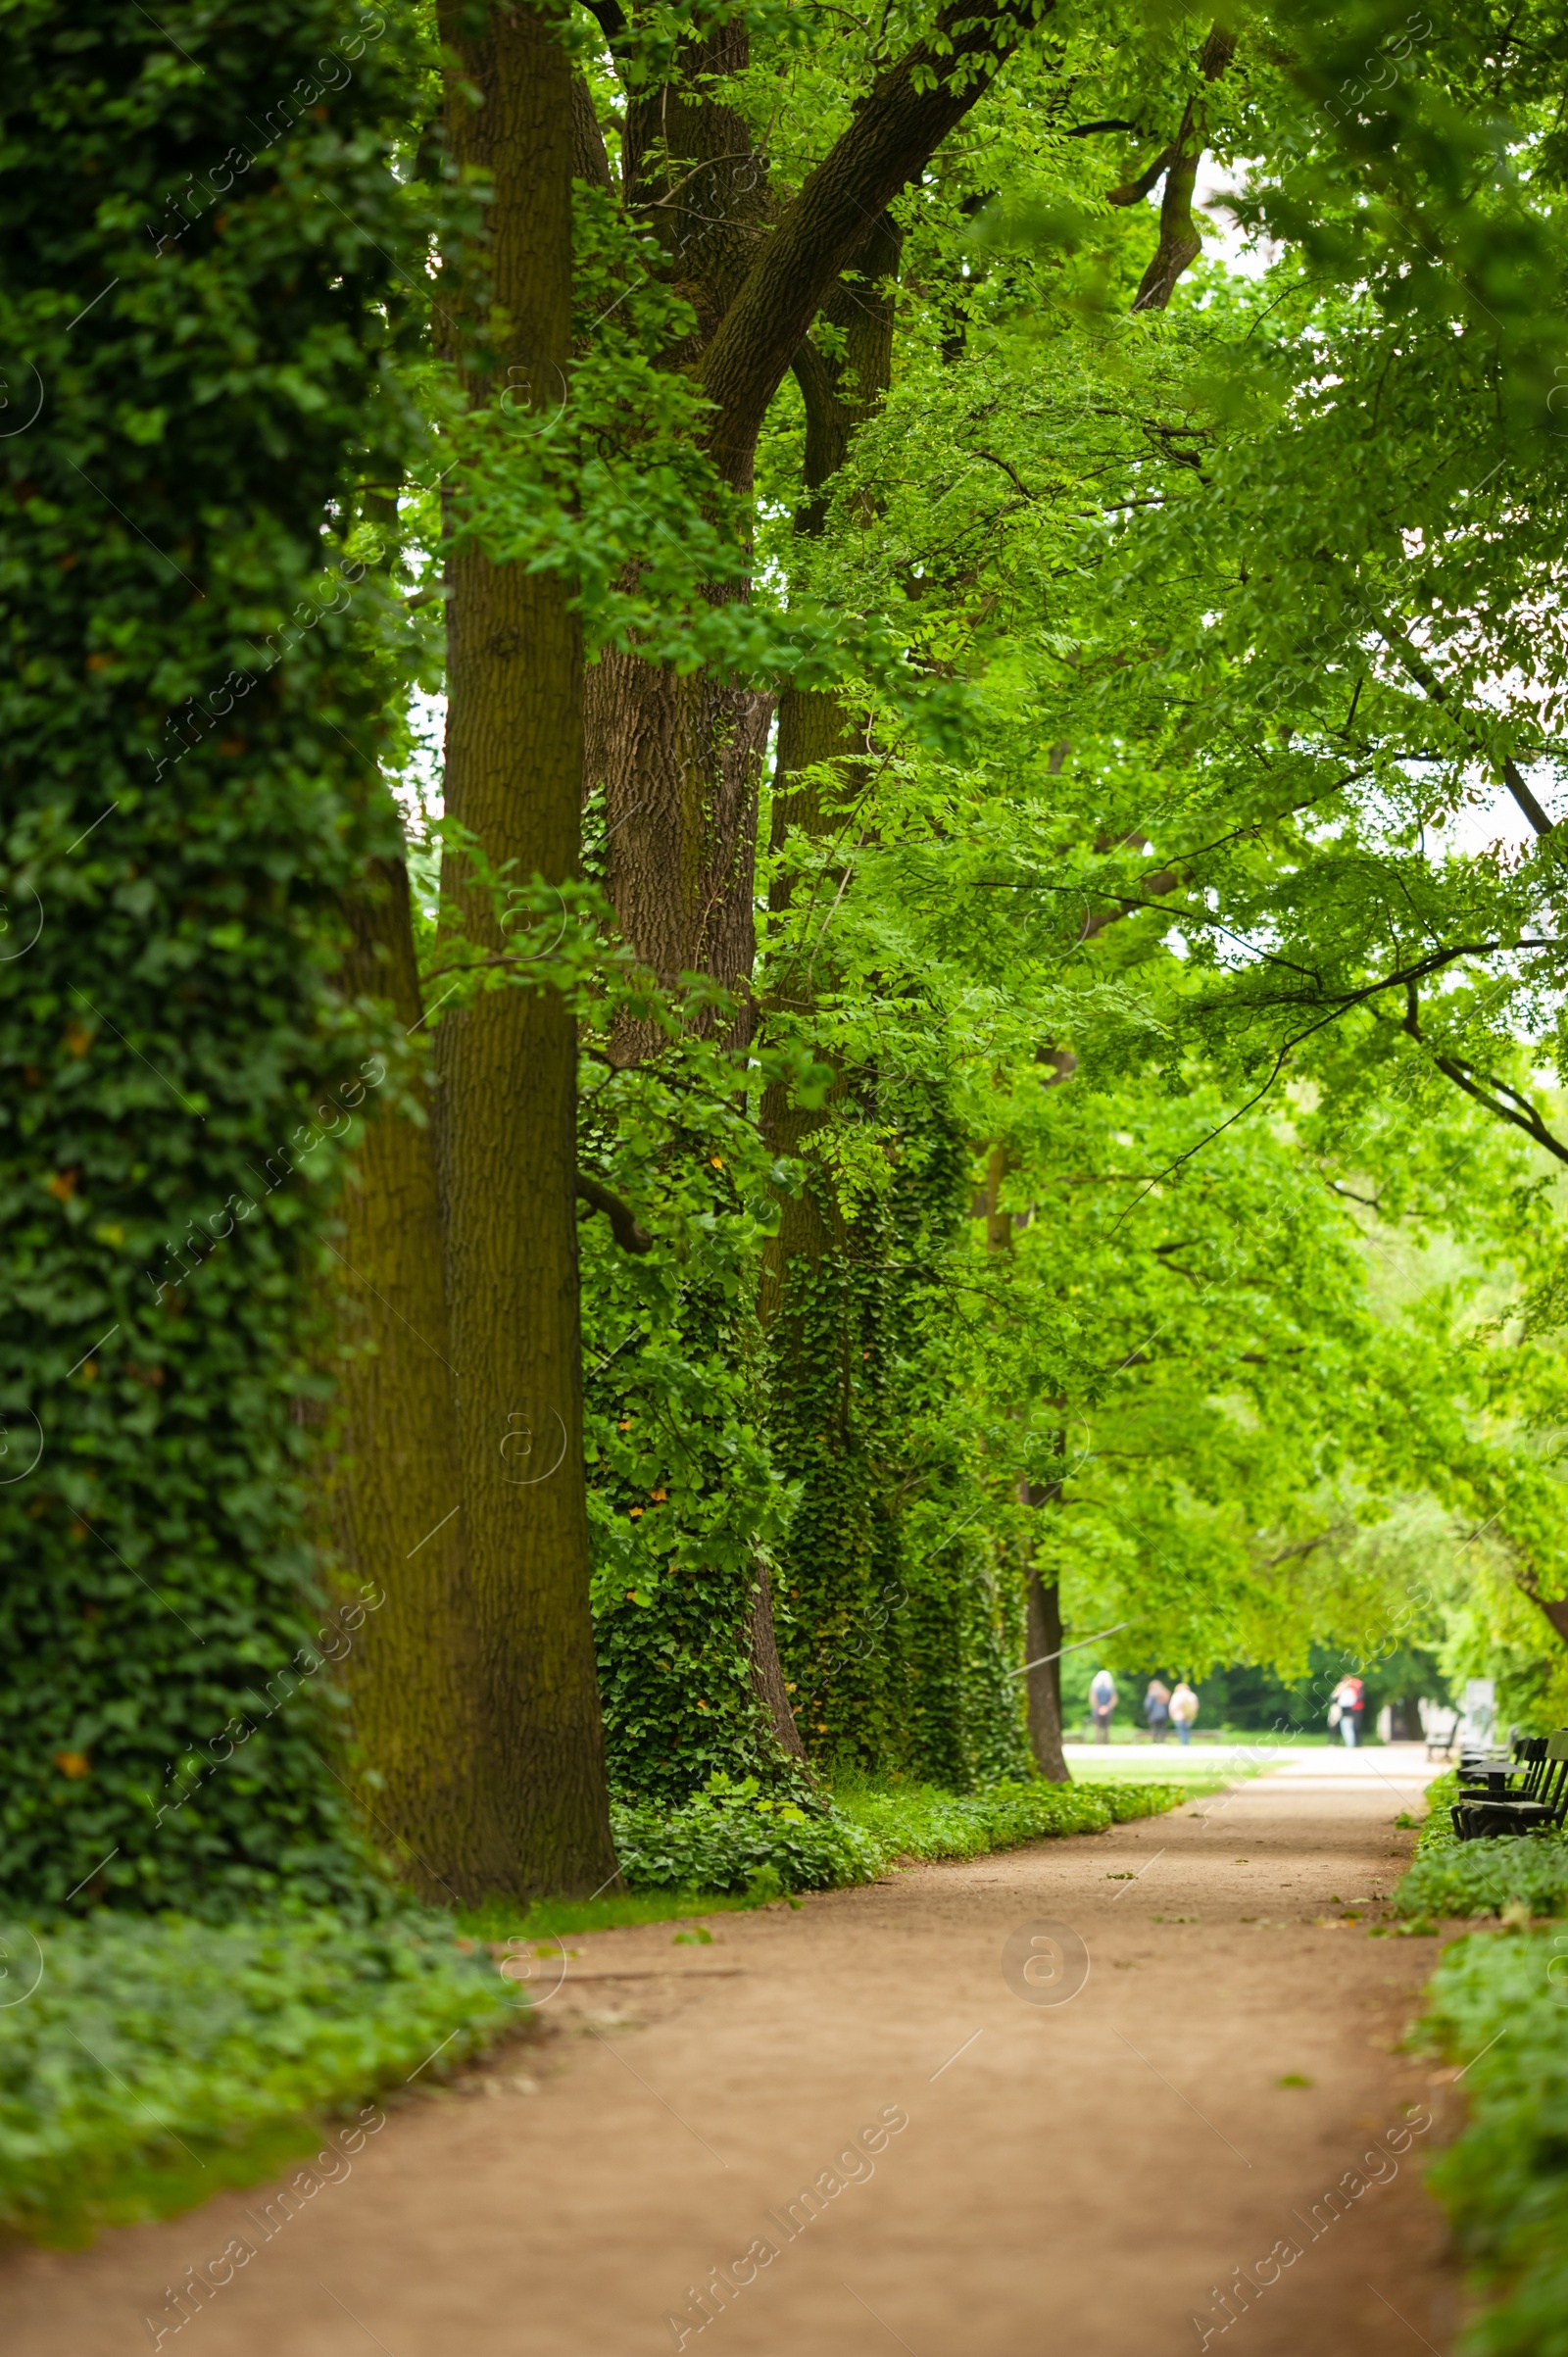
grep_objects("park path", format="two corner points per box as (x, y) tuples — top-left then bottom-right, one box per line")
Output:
(6, 1747), (1464, 2357)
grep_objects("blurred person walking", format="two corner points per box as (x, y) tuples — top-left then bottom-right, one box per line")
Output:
(1144, 1679), (1172, 1743)
(1089, 1666), (1117, 1744)
(1329, 1673), (1365, 1747)
(1169, 1681), (1199, 1745)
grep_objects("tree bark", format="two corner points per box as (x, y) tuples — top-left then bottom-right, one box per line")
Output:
(586, 650), (769, 1052)
(436, 0), (619, 1896)
(583, 14), (775, 1047)
(747, 1561), (807, 1760)
(329, 859), (522, 1901)
(1021, 1536), (1070, 1782)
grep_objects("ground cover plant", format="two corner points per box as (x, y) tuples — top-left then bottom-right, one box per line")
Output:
(1420, 1927), (1568, 2356)
(611, 1772), (1190, 1893)
(1397, 1773), (1568, 1921)
(0, 1909), (513, 2244)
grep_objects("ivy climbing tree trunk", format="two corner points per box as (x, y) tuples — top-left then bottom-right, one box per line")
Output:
(760, 220), (906, 1767)
(435, 0), (618, 1896)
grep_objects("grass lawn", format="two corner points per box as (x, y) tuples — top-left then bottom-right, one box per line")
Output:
(457, 1888), (760, 1940)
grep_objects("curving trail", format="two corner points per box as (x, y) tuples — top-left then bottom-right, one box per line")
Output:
(5, 1746), (1463, 2357)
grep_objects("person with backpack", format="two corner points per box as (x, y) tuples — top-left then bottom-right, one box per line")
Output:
(1169, 1681), (1200, 1745)
(1089, 1666), (1117, 1743)
(1144, 1679), (1172, 1743)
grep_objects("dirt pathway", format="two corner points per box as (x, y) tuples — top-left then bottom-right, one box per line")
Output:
(6, 1747), (1464, 2357)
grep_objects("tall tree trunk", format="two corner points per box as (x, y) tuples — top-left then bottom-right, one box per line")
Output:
(1020, 1483), (1070, 1782)
(747, 1565), (807, 1760)
(436, 0), (618, 1895)
(330, 859), (521, 1900)
(586, 653), (769, 1047)
(979, 1144), (1071, 1781)
(585, 15), (774, 1049)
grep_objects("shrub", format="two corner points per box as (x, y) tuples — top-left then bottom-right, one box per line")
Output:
(836, 1775), (1184, 1861)
(612, 1776), (884, 1894)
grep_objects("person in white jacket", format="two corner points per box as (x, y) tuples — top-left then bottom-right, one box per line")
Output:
(1168, 1682), (1199, 1746)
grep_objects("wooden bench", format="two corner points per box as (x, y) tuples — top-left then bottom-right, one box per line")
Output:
(1451, 1730), (1568, 1841)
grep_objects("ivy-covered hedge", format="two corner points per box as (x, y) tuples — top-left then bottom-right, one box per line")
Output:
(580, 1119), (799, 1807)
(0, 1906), (511, 2240)
(0, 0), (416, 1910)
(1421, 1928), (1568, 2356)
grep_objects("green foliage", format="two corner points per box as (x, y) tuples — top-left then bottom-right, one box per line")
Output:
(765, 1070), (1032, 1784)
(833, 1775), (1189, 1859)
(580, 1105), (795, 1805)
(1421, 1927), (1568, 2356)
(1402, 1831), (1568, 1924)
(612, 1773), (883, 1893)
(765, 1124), (913, 1776)
(737, 0), (1568, 1707)
(611, 1767), (1187, 1893)
(0, 0), (429, 1910)
(16, 0), (1568, 1961)
(1398, 1773), (1568, 1921)
(0, 1906), (512, 2241)
(456, 1889), (757, 1940)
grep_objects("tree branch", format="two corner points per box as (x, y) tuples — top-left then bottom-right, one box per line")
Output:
(582, 1), (628, 45)
(1119, 26), (1236, 313)
(575, 1170), (654, 1252)
(1403, 981), (1568, 1163)
(1364, 605), (1556, 835)
(697, 0), (1053, 481)
(1520, 1578), (1568, 1649)
(1258, 1533), (1332, 1568)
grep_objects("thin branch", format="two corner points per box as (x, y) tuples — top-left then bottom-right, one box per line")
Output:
(1361, 602), (1556, 835)
(1404, 981), (1568, 1163)
(1257, 1533), (1332, 1568)
(972, 448), (1036, 500)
